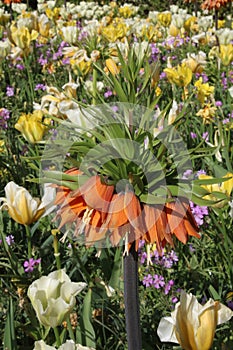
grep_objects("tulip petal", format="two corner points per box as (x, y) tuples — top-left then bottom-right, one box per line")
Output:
(157, 316), (178, 343)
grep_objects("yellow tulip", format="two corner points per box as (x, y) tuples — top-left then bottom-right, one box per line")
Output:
(196, 104), (216, 124)
(119, 5), (135, 18)
(0, 182), (55, 225)
(164, 63), (192, 87)
(157, 12), (172, 27)
(101, 21), (127, 42)
(199, 173), (233, 207)
(194, 78), (214, 104)
(105, 58), (120, 75)
(169, 24), (180, 37)
(158, 291), (233, 350)
(10, 25), (38, 51)
(199, 173), (233, 197)
(45, 7), (60, 21)
(218, 44), (233, 66)
(15, 110), (50, 144)
(184, 16), (197, 33)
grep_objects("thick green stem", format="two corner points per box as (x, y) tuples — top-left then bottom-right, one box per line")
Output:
(66, 316), (76, 342)
(25, 225), (32, 259)
(92, 67), (98, 105)
(53, 234), (61, 270)
(53, 326), (61, 347)
(123, 242), (142, 350)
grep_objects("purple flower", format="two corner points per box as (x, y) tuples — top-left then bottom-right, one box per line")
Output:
(6, 86), (14, 97)
(196, 169), (206, 176)
(23, 257), (41, 272)
(227, 300), (233, 311)
(190, 201), (208, 226)
(215, 100), (222, 107)
(38, 55), (48, 65)
(171, 296), (178, 303)
(190, 132), (197, 139)
(223, 118), (230, 124)
(162, 258), (173, 268)
(164, 279), (174, 295)
(182, 169), (193, 179)
(152, 274), (165, 289)
(111, 106), (119, 113)
(160, 72), (167, 79)
(0, 108), (10, 129)
(62, 57), (70, 65)
(169, 250), (179, 263)
(142, 274), (153, 287)
(202, 132), (209, 141)
(6, 235), (15, 245)
(16, 64), (25, 70)
(104, 90), (113, 98)
(35, 83), (47, 91)
(189, 244), (195, 253)
(140, 252), (147, 264)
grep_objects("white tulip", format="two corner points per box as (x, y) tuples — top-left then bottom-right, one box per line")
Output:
(33, 340), (95, 350)
(28, 270), (87, 328)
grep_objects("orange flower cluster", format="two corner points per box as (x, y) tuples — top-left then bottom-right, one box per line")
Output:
(55, 169), (200, 252)
(3, 0), (21, 4)
(201, 0), (231, 10)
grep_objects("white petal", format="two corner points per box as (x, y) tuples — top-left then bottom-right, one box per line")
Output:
(33, 340), (55, 350)
(61, 282), (87, 301)
(157, 316), (178, 343)
(217, 303), (233, 325)
(59, 340), (76, 350)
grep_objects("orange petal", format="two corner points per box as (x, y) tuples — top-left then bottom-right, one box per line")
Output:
(81, 176), (114, 210)
(166, 202), (188, 244)
(124, 191), (143, 240)
(105, 193), (128, 228)
(143, 204), (164, 252)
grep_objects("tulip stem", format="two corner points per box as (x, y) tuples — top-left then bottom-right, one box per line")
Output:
(66, 316), (76, 342)
(25, 225), (32, 259)
(92, 67), (98, 105)
(53, 234), (61, 270)
(53, 326), (61, 347)
(123, 242), (142, 350)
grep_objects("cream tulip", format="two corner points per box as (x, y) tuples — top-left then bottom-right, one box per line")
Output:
(157, 291), (233, 350)
(0, 182), (56, 225)
(33, 340), (95, 350)
(28, 270), (87, 328)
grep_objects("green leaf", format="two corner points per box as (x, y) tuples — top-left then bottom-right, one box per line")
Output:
(139, 193), (167, 204)
(190, 193), (220, 206)
(3, 297), (17, 350)
(208, 284), (221, 300)
(194, 177), (231, 185)
(77, 288), (96, 347)
(109, 247), (123, 290)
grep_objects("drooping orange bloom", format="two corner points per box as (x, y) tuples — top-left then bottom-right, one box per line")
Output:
(3, 0), (21, 4)
(54, 172), (200, 251)
(201, 0), (231, 10)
